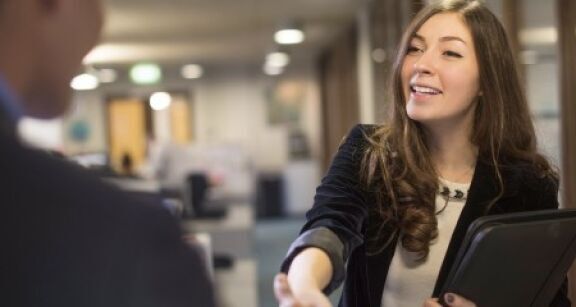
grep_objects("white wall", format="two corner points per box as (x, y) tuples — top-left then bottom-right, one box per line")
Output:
(18, 117), (64, 150)
(56, 64), (322, 172)
(193, 64), (322, 170)
(63, 91), (107, 155)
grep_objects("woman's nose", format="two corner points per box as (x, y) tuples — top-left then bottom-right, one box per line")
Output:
(412, 52), (434, 75)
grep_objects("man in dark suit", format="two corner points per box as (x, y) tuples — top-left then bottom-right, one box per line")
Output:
(0, 0), (215, 306)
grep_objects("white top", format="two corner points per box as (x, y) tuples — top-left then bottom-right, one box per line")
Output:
(381, 178), (470, 307)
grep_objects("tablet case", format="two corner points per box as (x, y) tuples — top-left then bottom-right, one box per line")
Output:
(438, 209), (576, 307)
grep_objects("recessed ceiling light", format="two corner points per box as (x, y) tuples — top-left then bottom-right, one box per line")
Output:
(275, 29), (305, 45)
(130, 63), (162, 85)
(263, 65), (284, 76)
(149, 92), (172, 111)
(266, 52), (290, 67)
(181, 64), (204, 79)
(70, 73), (99, 91)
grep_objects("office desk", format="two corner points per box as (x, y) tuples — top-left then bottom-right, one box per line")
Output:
(183, 204), (254, 259)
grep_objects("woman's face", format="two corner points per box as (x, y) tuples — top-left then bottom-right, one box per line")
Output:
(401, 12), (480, 130)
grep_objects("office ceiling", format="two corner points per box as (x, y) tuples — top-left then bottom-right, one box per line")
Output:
(85, 0), (364, 68)
(85, 0), (558, 71)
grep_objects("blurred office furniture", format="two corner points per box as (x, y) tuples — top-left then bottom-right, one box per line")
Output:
(184, 204), (254, 259)
(106, 177), (184, 215)
(184, 173), (227, 219)
(107, 177), (160, 193)
(112, 143), (258, 305)
(150, 142), (255, 203)
(184, 232), (214, 279)
(255, 173), (284, 219)
(183, 203), (257, 306)
(283, 160), (320, 216)
(214, 258), (257, 307)
(109, 177), (237, 304)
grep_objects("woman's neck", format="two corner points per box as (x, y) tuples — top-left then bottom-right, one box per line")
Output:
(426, 122), (478, 183)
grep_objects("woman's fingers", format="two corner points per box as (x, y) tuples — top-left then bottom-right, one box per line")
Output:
(274, 273), (301, 307)
(274, 273), (291, 299)
(422, 293), (477, 307)
(444, 293), (477, 307)
(274, 273), (334, 307)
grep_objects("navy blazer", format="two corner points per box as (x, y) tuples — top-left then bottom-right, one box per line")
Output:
(0, 107), (215, 306)
(282, 124), (570, 307)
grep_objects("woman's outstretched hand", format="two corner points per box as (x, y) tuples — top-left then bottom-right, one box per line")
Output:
(423, 293), (477, 307)
(274, 273), (333, 307)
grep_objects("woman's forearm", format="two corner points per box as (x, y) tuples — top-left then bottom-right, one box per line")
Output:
(287, 247), (333, 294)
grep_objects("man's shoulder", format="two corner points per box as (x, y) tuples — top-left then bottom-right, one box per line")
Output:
(0, 133), (174, 233)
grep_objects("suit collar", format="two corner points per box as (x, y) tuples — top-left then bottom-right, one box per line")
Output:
(0, 101), (16, 137)
(0, 73), (22, 137)
(0, 74), (23, 123)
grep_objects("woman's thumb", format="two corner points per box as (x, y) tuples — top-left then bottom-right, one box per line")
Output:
(274, 273), (293, 300)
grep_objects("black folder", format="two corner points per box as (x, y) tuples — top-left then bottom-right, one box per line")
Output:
(439, 209), (576, 307)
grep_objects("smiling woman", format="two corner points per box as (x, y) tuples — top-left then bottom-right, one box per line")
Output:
(275, 0), (571, 306)
(402, 12), (481, 130)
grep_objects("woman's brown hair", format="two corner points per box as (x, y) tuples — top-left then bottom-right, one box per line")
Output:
(361, 0), (557, 258)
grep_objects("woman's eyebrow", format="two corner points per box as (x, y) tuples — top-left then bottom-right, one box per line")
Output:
(412, 33), (425, 42)
(439, 35), (467, 45)
(412, 33), (468, 45)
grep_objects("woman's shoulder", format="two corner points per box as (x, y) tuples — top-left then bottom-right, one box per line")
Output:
(500, 158), (559, 193)
(347, 124), (378, 138)
(344, 124), (389, 144)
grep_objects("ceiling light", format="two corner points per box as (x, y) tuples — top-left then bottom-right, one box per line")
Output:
(275, 29), (305, 45)
(519, 27), (557, 45)
(150, 92), (172, 111)
(181, 64), (204, 79)
(263, 65), (284, 76)
(70, 73), (99, 91)
(98, 68), (117, 83)
(266, 52), (290, 67)
(130, 63), (162, 85)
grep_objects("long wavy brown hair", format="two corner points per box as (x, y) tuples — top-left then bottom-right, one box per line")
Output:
(361, 0), (557, 258)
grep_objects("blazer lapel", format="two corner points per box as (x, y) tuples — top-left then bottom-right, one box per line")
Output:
(432, 160), (501, 296)
(366, 234), (399, 307)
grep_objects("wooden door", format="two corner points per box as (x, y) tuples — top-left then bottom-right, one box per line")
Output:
(107, 98), (147, 174)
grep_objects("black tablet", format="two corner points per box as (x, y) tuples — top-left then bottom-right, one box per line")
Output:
(439, 209), (576, 307)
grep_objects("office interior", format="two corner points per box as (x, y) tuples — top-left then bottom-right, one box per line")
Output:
(15, 0), (576, 306)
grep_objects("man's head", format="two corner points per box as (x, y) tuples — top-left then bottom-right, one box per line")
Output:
(0, 0), (103, 119)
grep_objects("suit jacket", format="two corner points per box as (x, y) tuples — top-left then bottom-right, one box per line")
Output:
(282, 124), (570, 307)
(0, 107), (215, 306)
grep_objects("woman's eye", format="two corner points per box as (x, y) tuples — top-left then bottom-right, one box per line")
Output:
(444, 50), (463, 58)
(407, 46), (422, 54)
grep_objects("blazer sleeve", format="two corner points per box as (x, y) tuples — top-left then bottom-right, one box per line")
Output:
(280, 124), (370, 294)
(527, 174), (571, 307)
